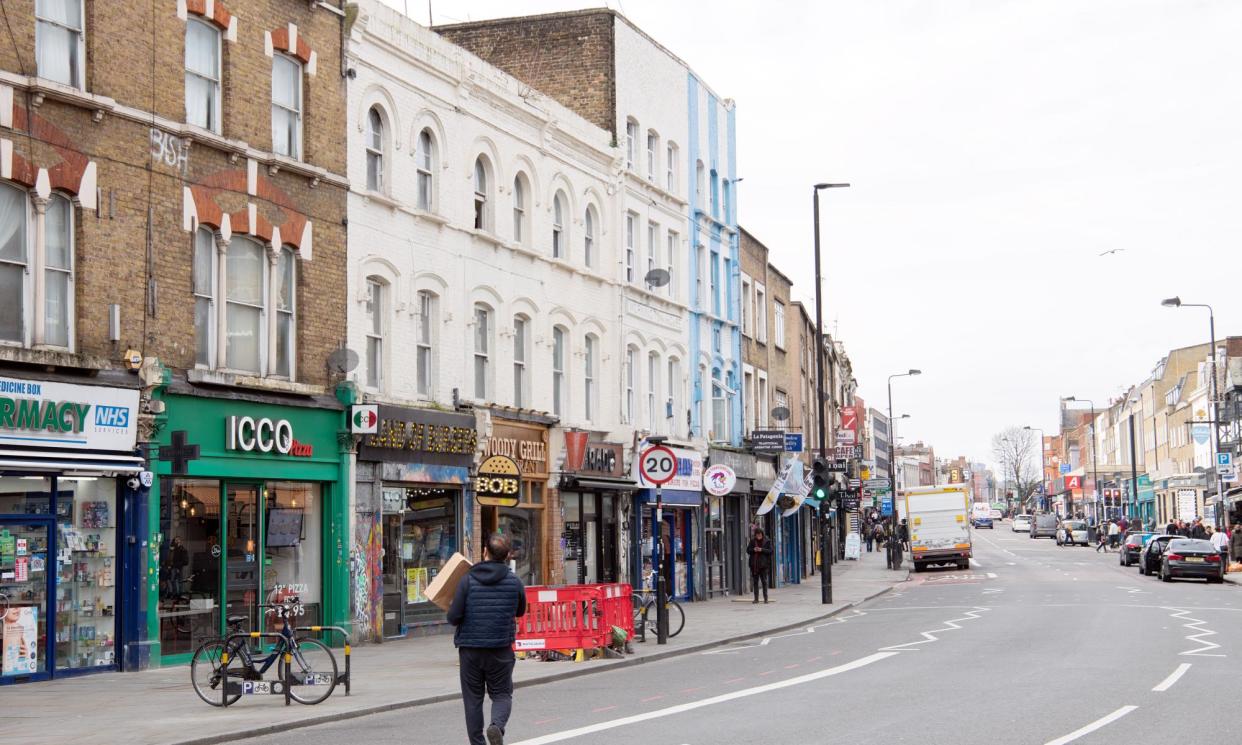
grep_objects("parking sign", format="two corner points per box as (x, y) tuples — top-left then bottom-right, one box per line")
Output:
(1217, 452), (1233, 475)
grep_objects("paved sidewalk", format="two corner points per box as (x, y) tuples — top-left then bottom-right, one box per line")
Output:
(18, 556), (907, 745)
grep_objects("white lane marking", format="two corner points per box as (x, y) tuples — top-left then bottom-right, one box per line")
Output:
(1043, 705), (1138, 745)
(1152, 663), (1191, 692)
(508, 652), (899, 745)
(970, 558), (983, 568)
(981, 588), (1004, 595)
(1006, 562), (1017, 566)
(702, 609), (866, 655)
(1164, 607), (1225, 657)
(986, 572), (998, 578)
(1117, 586), (1145, 594)
(878, 607), (990, 651)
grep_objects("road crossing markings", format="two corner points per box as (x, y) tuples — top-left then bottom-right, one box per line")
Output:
(1043, 705), (1138, 745)
(878, 607), (991, 651)
(1164, 607), (1225, 657)
(701, 609), (866, 655)
(507, 652), (900, 745)
(1152, 663), (1191, 692)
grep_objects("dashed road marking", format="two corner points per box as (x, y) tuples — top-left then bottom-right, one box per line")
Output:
(1043, 705), (1138, 745)
(1152, 663), (1191, 692)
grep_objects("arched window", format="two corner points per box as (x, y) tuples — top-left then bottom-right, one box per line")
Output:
(584, 334), (597, 422)
(226, 237), (266, 374)
(512, 315), (529, 408)
(473, 157), (489, 230)
(552, 190), (567, 259)
(415, 290), (437, 396)
(44, 193), (73, 348)
(711, 367), (726, 442)
(665, 142), (678, 193)
(473, 302), (491, 399)
(366, 107), (384, 192)
(364, 276), (386, 390)
(552, 326), (567, 417)
(583, 206), (596, 268)
(646, 129), (659, 182)
(625, 345), (638, 425)
(625, 118), (638, 170)
(695, 160), (706, 210)
(666, 357), (681, 438)
(416, 129), (434, 210)
(647, 352), (659, 433)
(512, 174), (527, 243)
(274, 246), (296, 378)
(710, 168), (720, 216)
(0, 183), (27, 344)
(192, 226), (216, 366)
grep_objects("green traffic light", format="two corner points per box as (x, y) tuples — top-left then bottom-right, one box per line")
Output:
(814, 488), (826, 499)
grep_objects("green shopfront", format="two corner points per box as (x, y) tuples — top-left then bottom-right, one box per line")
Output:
(149, 392), (348, 665)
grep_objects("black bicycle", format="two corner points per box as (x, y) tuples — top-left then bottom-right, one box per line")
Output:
(631, 581), (686, 638)
(190, 597), (338, 706)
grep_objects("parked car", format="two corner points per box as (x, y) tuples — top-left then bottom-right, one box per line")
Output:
(1012, 514), (1033, 532)
(1030, 514), (1059, 539)
(1120, 532), (1155, 566)
(972, 515), (994, 529)
(1138, 534), (1179, 576)
(1057, 519), (1089, 546)
(1159, 538), (1225, 583)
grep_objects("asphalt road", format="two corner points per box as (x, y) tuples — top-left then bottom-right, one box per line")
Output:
(239, 522), (1242, 745)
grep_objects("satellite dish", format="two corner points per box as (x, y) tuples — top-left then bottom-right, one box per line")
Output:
(327, 347), (360, 374)
(644, 268), (670, 288)
(771, 406), (790, 422)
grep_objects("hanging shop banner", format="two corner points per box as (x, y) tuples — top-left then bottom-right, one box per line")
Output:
(562, 431), (625, 478)
(475, 455), (522, 507)
(0, 376), (139, 451)
(359, 406), (477, 466)
(750, 430), (786, 453)
(703, 464), (737, 497)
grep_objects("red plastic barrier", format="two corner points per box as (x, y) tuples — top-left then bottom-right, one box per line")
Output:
(513, 583), (632, 652)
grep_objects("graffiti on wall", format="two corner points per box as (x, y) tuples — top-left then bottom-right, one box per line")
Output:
(351, 512), (383, 642)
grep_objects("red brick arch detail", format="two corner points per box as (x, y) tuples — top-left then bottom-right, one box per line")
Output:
(188, 169), (310, 253)
(268, 28), (314, 67)
(186, 0), (234, 32)
(9, 106), (89, 196)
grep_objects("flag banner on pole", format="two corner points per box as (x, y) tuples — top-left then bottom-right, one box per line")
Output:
(781, 460), (810, 517)
(755, 459), (794, 515)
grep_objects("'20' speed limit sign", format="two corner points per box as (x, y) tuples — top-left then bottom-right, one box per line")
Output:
(640, 445), (678, 486)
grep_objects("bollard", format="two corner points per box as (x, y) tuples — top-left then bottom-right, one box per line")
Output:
(220, 647), (229, 708)
(283, 651), (293, 706)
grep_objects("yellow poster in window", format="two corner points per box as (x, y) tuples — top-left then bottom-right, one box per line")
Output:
(406, 567), (428, 602)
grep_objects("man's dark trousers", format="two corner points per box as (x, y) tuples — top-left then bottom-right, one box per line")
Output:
(459, 647), (515, 745)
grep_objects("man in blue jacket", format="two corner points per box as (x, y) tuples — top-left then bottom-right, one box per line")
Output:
(448, 534), (528, 745)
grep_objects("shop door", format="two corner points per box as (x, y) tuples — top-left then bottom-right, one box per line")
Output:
(224, 485), (260, 634)
(158, 480), (222, 659)
(725, 498), (741, 595)
(704, 497), (725, 597)
(598, 495), (617, 583)
(0, 520), (52, 683)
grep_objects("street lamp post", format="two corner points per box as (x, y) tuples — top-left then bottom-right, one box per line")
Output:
(887, 371), (920, 570)
(1065, 397), (1099, 524)
(1163, 297), (1226, 529)
(813, 182), (849, 604)
(1024, 426), (1046, 512)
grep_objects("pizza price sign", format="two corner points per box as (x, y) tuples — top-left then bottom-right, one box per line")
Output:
(640, 445), (678, 486)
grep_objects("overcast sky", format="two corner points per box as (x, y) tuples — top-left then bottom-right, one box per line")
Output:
(385, 0), (1242, 470)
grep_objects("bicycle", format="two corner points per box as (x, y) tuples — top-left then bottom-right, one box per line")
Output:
(189, 597), (338, 706)
(630, 585), (685, 638)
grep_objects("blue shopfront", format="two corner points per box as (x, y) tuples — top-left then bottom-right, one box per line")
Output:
(0, 374), (145, 685)
(632, 444), (704, 602)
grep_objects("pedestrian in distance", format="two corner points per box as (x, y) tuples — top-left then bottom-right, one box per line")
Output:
(1165, 520), (1178, 536)
(447, 534), (528, 745)
(746, 527), (773, 604)
(1230, 525), (1242, 570)
(1108, 520), (1121, 551)
(1210, 525), (1229, 566)
(1190, 519), (1208, 540)
(864, 521), (875, 553)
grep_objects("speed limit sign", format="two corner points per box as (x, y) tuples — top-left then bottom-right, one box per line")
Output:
(640, 445), (678, 486)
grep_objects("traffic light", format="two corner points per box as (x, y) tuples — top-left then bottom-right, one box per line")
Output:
(811, 457), (829, 501)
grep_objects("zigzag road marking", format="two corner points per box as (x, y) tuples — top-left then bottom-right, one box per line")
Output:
(701, 609), (867, 655)
(1164, 607), (1226, 657)
(878, 606), (991, 651)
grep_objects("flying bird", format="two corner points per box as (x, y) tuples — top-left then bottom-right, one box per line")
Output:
(1098, 248), (1126, 256)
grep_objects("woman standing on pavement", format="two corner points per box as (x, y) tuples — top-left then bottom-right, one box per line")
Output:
(1230, 524), (1242, 569)
(746, 527), (773, 604)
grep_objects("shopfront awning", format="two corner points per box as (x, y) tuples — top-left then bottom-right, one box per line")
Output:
(636, 488), (701, 506)
(562, 477), (639, 491)
(0, 448), (145, 474)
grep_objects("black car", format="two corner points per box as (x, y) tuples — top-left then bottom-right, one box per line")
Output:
(1120, 531), (1153, 567)
(1159, 538), (1225, 583)
(1138, 534), (1178, 576)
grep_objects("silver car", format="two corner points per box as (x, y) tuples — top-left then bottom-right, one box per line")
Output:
(1057, 519), (1088, 546)
(1012, 514), (1032, 532)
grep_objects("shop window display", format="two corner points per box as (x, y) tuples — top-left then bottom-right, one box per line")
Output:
(395, 487), (458, 623)
(159, 480), (222, 658)
(266, 482), (322, 627)
(1, 476), (53, 678)
(54, 477), (117, 670)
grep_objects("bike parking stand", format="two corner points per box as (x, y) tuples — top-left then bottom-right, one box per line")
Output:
(297, 625), (352, 695)
(220, 631), (294, 707)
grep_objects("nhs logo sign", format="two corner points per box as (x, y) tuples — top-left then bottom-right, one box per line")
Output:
(95, 405), (130, 428)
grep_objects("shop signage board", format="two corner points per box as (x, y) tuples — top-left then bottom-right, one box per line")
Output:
(475, 455), (522, 507)
(784, 433), (803, 453)
(359, 406), (477, 466)
(1176, 489), (1198, 522)
(225, 416), (312, 456)
(750, 430), (785, 453)
(703, 464), (737, 496)
(562, 432), (625, 478)
(634, 444), (703, 491)
(1060, 463), (1071, 475)
(350, 405), (379, 434)
(483, 421), (549, 479)
(833, 445), (862, 460)
(1065, 475), (1082, 490)
(0, 375), (139, 451)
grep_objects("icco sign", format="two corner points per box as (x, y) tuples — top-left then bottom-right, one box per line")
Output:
(225, 416), (312, 457)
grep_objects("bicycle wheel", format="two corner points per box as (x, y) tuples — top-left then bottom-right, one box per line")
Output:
(630, 593), (649, 634)
(280, 637), (338, 704)
(190, 639), (244, 707)
(666, 600), (686, 638)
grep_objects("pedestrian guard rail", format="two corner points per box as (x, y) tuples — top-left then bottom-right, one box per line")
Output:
(513, 583), (632, 655)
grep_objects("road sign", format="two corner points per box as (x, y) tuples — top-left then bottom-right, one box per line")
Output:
(751, 430), (785, 453)
(1216, 452), (1233, 475)
(1059, 463), (1071, 475)
(640, 445), (678, 486)
(833, 445), (862, 460)
(847, 478), (862, 489)
(784, 433), (804, 452)
(865, 478), (891, 488)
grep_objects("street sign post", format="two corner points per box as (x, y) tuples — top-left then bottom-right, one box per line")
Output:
(640, 443), (676, 645)
(784, 433), (804, 453)
(1216, 452), (1233, 475)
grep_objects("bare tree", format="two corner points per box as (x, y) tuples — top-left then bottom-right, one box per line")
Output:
(992, 426), (1041, 506)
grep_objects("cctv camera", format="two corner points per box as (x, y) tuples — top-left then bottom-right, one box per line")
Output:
(127, 477), (141, 490)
